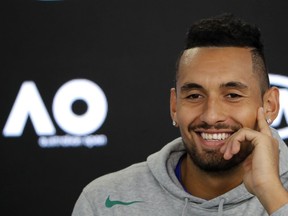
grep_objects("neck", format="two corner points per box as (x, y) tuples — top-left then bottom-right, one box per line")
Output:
(181, 155), (244, 200)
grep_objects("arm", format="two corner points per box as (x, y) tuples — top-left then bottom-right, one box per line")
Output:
(72, 192), (95, 216)
(220, 107), (288, 215)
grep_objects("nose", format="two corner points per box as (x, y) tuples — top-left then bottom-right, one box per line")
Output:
(199, 96), (226, 125)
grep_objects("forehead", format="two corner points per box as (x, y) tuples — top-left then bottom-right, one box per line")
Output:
(177, 47), (258, 90)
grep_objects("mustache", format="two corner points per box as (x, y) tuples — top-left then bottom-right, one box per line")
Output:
(189, 122), (241, 131)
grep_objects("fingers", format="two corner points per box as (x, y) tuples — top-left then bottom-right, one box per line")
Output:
(222, 140), (240, 160)
(257, 107), (272, 136)
(221, 129), (259, 160)
(221, 130), (246, 160)
(220, 107), (272, 160)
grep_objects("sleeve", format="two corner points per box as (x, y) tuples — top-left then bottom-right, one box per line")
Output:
(72, 192), (95, 216)
(270, 204), (288, 216)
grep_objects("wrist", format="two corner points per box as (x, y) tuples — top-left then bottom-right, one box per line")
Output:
(255, 180), (288, 214)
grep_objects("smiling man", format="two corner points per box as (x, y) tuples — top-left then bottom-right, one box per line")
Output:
(72, 14), (288, 215)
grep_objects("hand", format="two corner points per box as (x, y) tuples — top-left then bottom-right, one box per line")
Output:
(220, 107), (288, 214)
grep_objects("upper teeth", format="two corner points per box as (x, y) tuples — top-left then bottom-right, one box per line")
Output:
(201, 133), (230, 141)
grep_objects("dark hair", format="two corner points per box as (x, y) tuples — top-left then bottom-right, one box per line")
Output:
(176, 13), (270, 94)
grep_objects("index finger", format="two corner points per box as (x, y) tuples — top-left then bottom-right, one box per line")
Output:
(257, 107), (272, 136)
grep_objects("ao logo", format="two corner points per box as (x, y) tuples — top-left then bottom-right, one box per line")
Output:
(269, 74), (288, 140)
(2, 79), (108, 137)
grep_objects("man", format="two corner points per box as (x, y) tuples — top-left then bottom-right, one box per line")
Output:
(72, 14), (288, 215)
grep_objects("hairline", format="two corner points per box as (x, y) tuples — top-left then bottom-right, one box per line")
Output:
(175, 46), (269, 95)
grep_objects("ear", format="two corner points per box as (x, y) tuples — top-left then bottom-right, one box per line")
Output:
(170, 88), (178, 123)
(263, 87), (280, 122)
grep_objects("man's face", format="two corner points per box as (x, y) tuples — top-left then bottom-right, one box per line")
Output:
(171, 47), (263, 172)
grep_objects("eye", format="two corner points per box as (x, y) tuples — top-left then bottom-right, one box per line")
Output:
(226, 93), (242, 99)
(186, 94), (204, 100)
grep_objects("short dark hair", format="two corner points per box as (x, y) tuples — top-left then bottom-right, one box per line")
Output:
(176, 13), (270, 94)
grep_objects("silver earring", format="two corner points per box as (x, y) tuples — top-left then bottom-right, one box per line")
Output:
(266, 118), (272, 125)
(172, 120), (177, 127)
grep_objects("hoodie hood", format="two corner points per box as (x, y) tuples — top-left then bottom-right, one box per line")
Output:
(147, 127), (288, 213)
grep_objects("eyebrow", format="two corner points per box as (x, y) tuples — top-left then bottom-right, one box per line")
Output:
(220, 81), (248, 90)
(180, 83), (204, 92)
(180, 81), (248, 92)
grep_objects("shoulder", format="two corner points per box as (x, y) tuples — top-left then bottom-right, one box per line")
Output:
(72, 162), (156, 215)
(83, 161), (156, 196)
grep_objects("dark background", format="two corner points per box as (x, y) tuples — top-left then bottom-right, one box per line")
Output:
(1, 0), (288, 215)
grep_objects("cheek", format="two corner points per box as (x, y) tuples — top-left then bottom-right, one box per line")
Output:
(176, 105), (199, 125)
(231, 109), (258, 129)
(176, 106), (202, 141)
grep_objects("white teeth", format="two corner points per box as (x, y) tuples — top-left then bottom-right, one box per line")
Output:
(217, 134), (221, 140)
(201, 132), (230, 141)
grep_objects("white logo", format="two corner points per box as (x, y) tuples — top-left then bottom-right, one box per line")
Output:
(2, 79), (108, 148)
(52, 79), (107, 135)
(269, 74), (288, 140)
(3, 81), (55, 136)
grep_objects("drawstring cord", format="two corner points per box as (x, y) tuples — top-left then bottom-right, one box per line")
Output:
(181, 197), (225, 215)
(217, 198), (225, 216)
(181, 198), (189, 216)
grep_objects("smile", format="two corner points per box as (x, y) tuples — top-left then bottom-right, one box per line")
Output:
(200, 132), (231, 141)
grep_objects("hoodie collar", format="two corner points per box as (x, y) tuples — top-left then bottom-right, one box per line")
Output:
(147, 128), (288, 208)
(147, 137), (254, 207)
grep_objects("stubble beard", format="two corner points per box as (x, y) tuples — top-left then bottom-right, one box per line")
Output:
(185, 142), (254, 173)
(184, 122), (254, 173)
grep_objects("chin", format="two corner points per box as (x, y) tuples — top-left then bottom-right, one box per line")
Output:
(184, 139), (254, 173)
